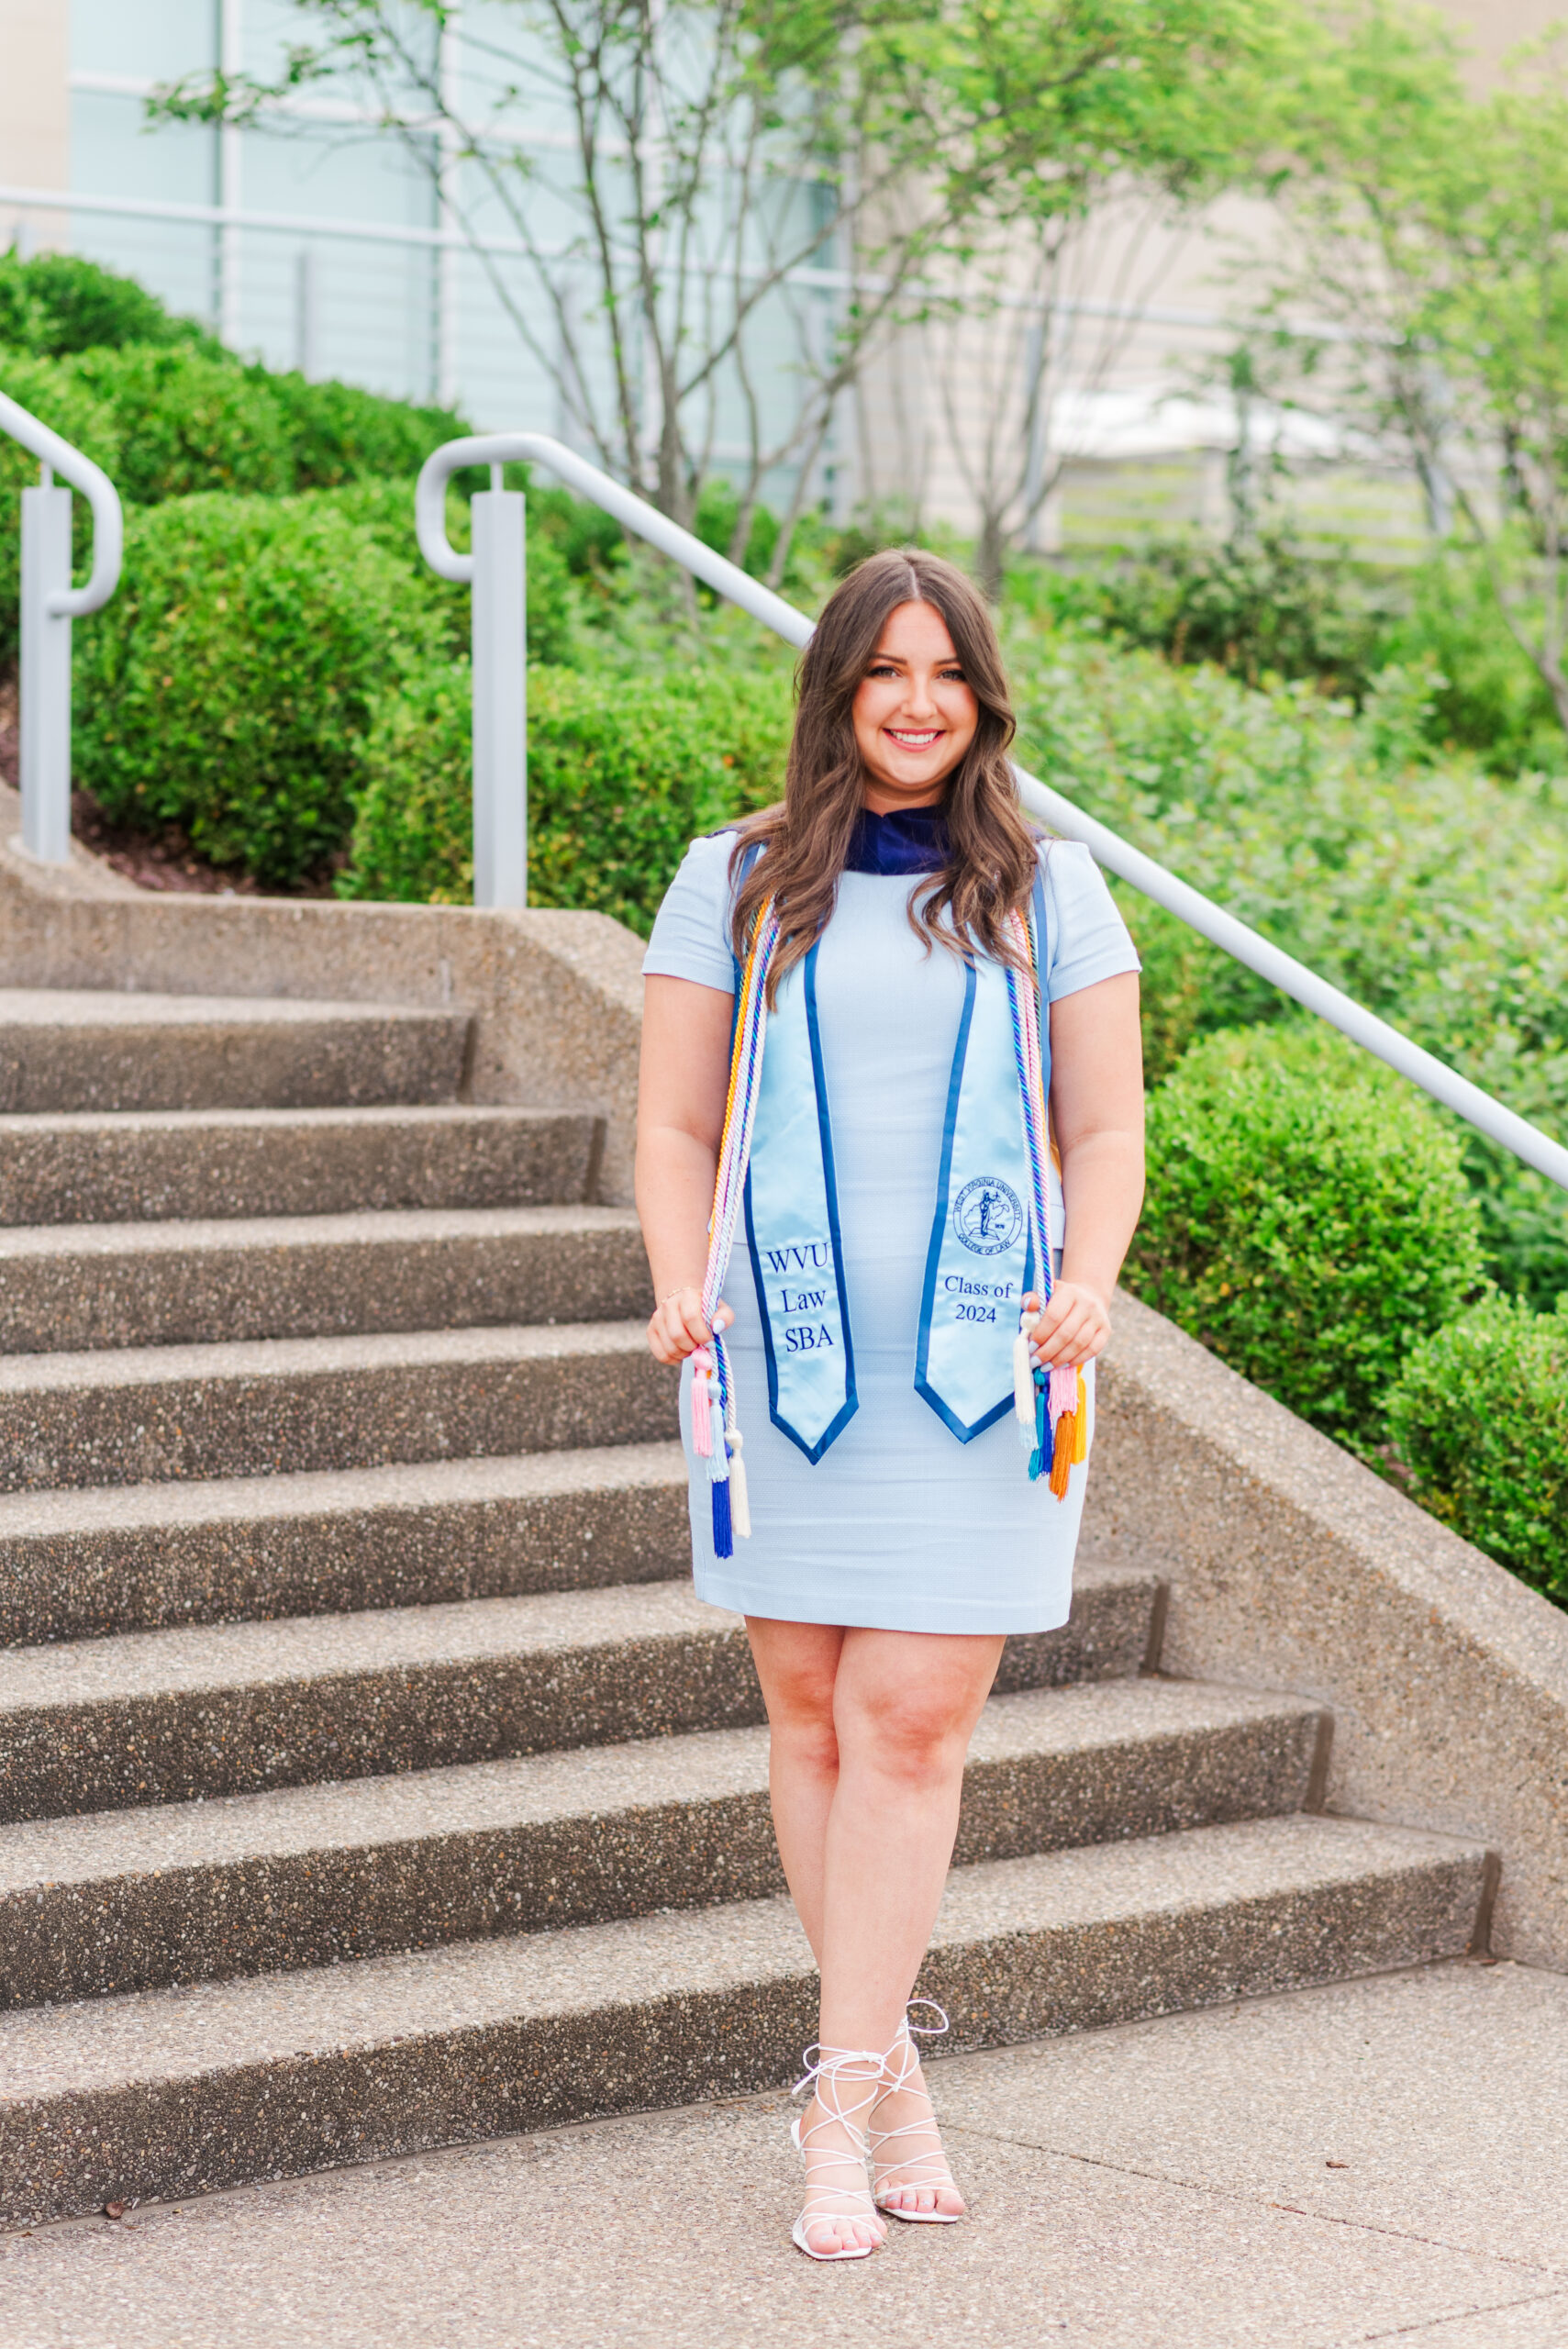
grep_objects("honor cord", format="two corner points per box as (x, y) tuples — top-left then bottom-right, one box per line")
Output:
(690, 901), (781, 1554)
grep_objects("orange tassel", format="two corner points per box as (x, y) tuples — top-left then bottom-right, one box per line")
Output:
(1049, 1410), (1074, 1498)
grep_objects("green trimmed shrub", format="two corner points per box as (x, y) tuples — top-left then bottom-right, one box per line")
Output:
(340, 659), (793, 927)
(255, 370), (468, 490)
(0, 350), (122, 666)
(0, 250), (217, 359)
(1124, 1023), (1486, 1453)
(73, 491), (439, 885)
(64, 347), (289, 502)
(317, 477), (584, 667)
(1389, 1294), (1568, 1606)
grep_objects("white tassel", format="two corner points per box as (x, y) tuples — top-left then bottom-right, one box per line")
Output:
(726, 1431), (751, 1538)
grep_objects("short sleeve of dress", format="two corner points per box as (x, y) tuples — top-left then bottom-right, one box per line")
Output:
(1040, 840), (1141, 1003)
(641, 831), (740, 995)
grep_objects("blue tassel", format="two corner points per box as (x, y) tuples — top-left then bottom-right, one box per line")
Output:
(711, 1476), (733, 1559)
(1029, 1366), (1047, 1483)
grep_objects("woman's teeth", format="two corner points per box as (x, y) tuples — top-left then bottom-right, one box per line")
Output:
(887, 729), (940, 747)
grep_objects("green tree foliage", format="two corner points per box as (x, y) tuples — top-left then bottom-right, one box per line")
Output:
(1256, 4), (1568, 740)
(0, 250), (218, 358)
(340, 659), (793, 928)
(73, 492), (441, 885)
(0, 350), (121, 667)
(1389, 1294), (1568, 1605)
(1126, 1022), (1486, 1452)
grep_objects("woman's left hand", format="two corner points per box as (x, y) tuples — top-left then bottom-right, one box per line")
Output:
(1022, 1282), (1111, 1369)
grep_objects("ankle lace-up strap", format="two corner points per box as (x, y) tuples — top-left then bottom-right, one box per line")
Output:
(871, 2001), (959, 2199)
(792, 2045), (884, 2246)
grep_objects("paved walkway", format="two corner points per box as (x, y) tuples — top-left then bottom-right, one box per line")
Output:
(3, 1958), (1563, 2348)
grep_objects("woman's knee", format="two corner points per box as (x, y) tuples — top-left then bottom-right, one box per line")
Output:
(835, 1678), (975, 1790)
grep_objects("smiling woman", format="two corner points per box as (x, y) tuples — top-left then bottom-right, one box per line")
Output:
(634, 549), (1146, 2262)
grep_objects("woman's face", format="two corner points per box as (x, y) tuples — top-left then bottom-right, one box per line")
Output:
(851, 599), (980, 813)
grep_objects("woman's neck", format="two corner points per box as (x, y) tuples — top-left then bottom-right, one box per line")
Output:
(861, 784), (950, 818)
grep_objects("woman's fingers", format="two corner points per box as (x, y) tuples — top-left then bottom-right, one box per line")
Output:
(1027, 1282), (1111, 1368)
(643, 1288), (733, 1366)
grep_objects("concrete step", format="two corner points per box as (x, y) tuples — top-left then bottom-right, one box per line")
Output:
(0, 992), (469, 1115)
(0, 1442), (694, 1645)
(0, 1581), (753, 1822)
(0, 1105), (602, 1227)
(0, 1679), (1328, 2007)
(0, 1813), (1490, 2226)
(0, 1207), (651, 1353)
(0, 1319), (676, 1490)
(0, 1563), (1161, 1822)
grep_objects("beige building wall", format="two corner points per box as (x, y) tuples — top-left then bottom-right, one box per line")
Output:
(0, 0), (70, 250)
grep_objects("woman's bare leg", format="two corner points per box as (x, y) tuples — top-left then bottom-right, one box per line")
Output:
(746, 1618), (1005, 2249)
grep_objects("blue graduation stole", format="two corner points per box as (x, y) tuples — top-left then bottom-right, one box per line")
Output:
(739, 869), (1049, 1459)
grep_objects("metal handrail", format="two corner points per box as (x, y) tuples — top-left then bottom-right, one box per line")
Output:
(0, 391), (122, 617)
(1, 387), (123, 868)
(417, 429), (1568, 1195)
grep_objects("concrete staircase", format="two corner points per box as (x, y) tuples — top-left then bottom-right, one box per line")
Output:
(0, 988), (1493, 2227)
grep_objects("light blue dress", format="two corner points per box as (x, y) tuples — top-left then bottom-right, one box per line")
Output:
(642, 830), (1140, 1634)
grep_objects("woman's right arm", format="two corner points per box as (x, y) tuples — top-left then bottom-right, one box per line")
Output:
(635, 974), (737, 1366)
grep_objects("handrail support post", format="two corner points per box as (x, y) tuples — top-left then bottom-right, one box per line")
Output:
(470, 484), (527, 908)
(19, 480), (74, 865)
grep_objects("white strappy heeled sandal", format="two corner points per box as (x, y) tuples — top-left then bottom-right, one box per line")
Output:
(870, 2000), (965, 2224)
(789, 2043), (887, 2262)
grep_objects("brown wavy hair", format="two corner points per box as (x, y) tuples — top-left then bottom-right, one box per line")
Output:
(729, 548), (1039, 1004)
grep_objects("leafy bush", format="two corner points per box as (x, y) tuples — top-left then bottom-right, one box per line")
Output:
(317, 477), (585, 668)
(64, 347), (290, 502)
(0, 350), (122, 667)
(256, 369), (468, 490)
(1389, 1294), (1568, 1606)
(1009, 629), (1568, 1305)
(1052, 528), (1402, 696)
(0, 250), (217, 359)
(1381, 551), (1567, 777)
(73, 492), (439, 885)
(1125, 1022), (1487, 1453)
(340, 659), (793, 927)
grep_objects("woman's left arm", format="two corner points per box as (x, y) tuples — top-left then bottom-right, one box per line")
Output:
(1028, 971), (1145, 1370)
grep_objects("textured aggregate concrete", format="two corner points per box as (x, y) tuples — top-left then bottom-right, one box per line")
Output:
(0, 1815), (1485, 2225)
(0, 1318), (679, 1490)
(0, 1583), (765, 1820)
(0, 1680), (1323, 2003)
(0, 1442), (692, 1643)
(1088, 1293), (1568, 1967)
(0, 1565), (1166, 1821)
(0, 992), (470, 1114)
(0, 1205), (652, 1352)
(0, 1103), (602, 1228)
(0, 1960), (1561, 2349)
(0, 863), (649, 1200)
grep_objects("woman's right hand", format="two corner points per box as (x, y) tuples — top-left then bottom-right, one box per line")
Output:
(646, 1286), (733, 1366)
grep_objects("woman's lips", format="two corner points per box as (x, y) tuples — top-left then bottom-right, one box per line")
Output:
(885, 728), (942, 748)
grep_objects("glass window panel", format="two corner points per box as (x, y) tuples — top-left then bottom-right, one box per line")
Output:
(241, 122), (437, 231)
(72, 0), (216, 83)
(235, 227), (437, 400)
(72, 90), (216, 205)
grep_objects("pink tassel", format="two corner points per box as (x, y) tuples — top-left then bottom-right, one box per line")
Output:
(1049, 1364), (1078, 1422)
(690, 1348), (713, 1457)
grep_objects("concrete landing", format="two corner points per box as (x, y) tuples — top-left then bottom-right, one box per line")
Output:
(2, 1957), (1562, 2348)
